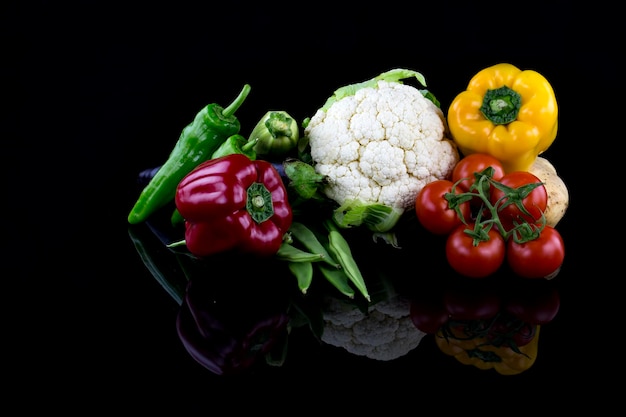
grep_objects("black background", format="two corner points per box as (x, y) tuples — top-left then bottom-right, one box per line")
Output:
(6, 0), (620, 411)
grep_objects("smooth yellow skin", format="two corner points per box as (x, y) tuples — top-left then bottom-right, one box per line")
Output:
(448, 63), (558, 173)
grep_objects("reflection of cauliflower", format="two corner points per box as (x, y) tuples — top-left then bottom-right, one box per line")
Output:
(321, 295), (426, 361)
(304, 69), (459, 233)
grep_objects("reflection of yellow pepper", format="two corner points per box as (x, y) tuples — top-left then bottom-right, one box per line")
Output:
(435, 325), (540, 375)
(447, 63), (558, 173)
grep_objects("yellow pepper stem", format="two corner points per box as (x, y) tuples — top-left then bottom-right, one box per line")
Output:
(480, 86), (521, 125)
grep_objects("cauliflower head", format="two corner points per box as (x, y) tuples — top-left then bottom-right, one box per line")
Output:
(304, 70), (459, 233)
(320, 295), (426, 361)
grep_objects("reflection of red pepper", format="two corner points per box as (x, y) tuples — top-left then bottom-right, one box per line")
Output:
(175, 153), (293, 257)
(176, 272), (290, 376)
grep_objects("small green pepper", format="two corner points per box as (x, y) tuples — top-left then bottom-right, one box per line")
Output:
(248, 110), (299, 157)
(127, 84), (251, 224)
(210, 134), (258, 160)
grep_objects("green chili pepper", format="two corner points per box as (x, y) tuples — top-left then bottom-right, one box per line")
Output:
(127, 84), (251, 224)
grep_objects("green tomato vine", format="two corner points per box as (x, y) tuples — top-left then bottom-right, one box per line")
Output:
(445, 167), (547, 245)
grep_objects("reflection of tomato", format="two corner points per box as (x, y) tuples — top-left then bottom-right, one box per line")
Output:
(409, 296), (449, 334)
(507, 225), (565, 279)
(446, 223), (505, 278)
(452, 153), (505, 192)
(504, 280), (560, 325)
(443, 286), (501, 320)
(511, 323), (537, 347)
(415, 179), (471, 235)
(490, 171), (547, 232)
(487, 314), (537, 348)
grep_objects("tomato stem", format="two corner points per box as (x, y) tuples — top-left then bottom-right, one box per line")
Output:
(445, 168), (546, 244)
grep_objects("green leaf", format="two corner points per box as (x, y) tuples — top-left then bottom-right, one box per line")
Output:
(321, 68), (428, 111)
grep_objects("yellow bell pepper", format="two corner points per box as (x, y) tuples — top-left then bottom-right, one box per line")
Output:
(447, 63), (558, 173)
(435, 325), (540, 375)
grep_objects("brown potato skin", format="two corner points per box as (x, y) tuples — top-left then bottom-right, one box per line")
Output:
(528, 157), (569, 227)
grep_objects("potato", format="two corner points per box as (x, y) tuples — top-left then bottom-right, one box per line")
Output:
(528, 156), (569, 227)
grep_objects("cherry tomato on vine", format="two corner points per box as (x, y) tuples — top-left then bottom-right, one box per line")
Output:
(506, 225), (565, 279)
(490, 171), (548, 233)
(415, 179), (471, 235)
(452, 153), (505, 192)
(445, 223), (505, 278)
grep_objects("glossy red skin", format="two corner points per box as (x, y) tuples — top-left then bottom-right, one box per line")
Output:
(445, 223), (505, 278)
(489, 171), (548, 232)
(415, 179), (471, 235)
(175, 154), (293, 257)
(506, 226), (565, 279)
(452, 153), (505, 192)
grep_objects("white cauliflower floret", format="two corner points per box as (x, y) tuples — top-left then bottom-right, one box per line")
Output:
(321, 295), (426, 361)
(304, 70), (459, 234)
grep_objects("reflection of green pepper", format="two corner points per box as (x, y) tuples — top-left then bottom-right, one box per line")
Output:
(127, 225), (188, 305)
(248, 110), (299, 157)
(127, 84), (251, 224)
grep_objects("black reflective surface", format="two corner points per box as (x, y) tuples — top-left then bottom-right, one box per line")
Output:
(11, 0), (618, 410)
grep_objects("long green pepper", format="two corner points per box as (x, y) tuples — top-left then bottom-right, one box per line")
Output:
(127, 84), (251, 224)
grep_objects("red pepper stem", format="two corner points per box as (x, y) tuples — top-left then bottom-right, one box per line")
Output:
(246, 182), (274, 223)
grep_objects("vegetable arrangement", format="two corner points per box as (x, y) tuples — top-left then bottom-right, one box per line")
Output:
(415, 153), (566, 279)
(127, 63), (571, 376)
(412, 63), (568, 281)
(128, 63), (569, 302)
(128, 85), (251, 224)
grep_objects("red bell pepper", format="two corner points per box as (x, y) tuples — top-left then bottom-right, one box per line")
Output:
(175, 153), (293, 257)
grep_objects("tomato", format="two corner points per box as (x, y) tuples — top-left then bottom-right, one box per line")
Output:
(489, 171), (548, 233)
(415, 179), (471, 235)
(504, 281), (560, 324)
(445, 223), (505, 278)
(506, 225), (565, 279)
(409, 296), (449, 334)
(452, 153), (505, 192)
